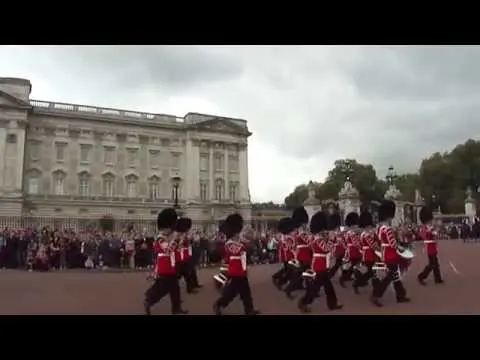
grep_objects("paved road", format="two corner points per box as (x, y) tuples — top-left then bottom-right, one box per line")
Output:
(0, 240), (478, 315)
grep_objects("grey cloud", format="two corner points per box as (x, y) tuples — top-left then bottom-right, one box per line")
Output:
(27, 46), (245, 94)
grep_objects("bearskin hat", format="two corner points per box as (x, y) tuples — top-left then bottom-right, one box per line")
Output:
(378, 200), (396, 222)
(358, 211), (373, 228)
(419, 206), (434, 224)
(278, 217), (295, 235)
(327, 213), (341, 230)
(292, 207), (309, 227)
(310, 211), (327, 234)
(157, 208), (178, 230)
(175, 217), (192, 233)
(223, 213), (244, 238)
(345, 212), (359, 227)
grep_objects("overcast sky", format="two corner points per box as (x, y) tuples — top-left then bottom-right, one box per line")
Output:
(0, 45), (477, 203)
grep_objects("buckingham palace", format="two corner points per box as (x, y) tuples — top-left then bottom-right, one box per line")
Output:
(0, 77), (252, 227)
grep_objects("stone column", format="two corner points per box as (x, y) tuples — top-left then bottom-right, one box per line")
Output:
(208, 143), (214, 200)
(238, 143), (249, 202)
(223, 144), (229, 200)
(0, 126), (6, 188)
(465, 187), (477, 222)
(14, 125), (26, 191)
(184, 138), (194, 200)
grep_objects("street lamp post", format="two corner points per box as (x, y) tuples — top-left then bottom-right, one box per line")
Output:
(342, 160), (353, 182)
(431, 193), (441, 213)
(386, 165), (397, 186)
(172, 176), (181, 209)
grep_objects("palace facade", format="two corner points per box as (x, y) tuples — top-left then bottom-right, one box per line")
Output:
(0, 77), (252, 225)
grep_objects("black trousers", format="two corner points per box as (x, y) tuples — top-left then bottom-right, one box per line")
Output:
(284, 261), (309, 294)
(328, 256), (345, 279)
(216, 276), (255, 314)
(178, 261), (196, 293)
(300, 271), (339, 309)
(272, 262), (289, 286)
(418, 255), (443, 283)
(354, 262), (376, 287)
(145, 275), (182, 313)
(372, 263), (407, 300)
(340, 258), (362, 283)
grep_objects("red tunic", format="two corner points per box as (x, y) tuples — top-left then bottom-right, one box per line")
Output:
(224, 239), (248, 277)
(154, 233), (177, 276)
(294, 231), (312, 264)
(418, 224), (438, 256)
(331, 231), (346, 258)
(345, 230), (362, 261)
(377, 224), (399, 265)
(179, 234), (193, 263)
(310, 235), (330, 273)
(360, 230), (378, 264)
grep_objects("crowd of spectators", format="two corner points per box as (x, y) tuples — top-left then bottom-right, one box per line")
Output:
(0, 227), (279, 272)
(0, 221), (476, 272)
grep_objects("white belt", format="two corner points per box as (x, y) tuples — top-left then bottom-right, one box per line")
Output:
(381, 244), (389, 247)
(313, 253), (327, 258)
(424, 240), (435, 244)
(157, 254), (169, 257)
(362, 246), (369, 250)
(297, 245), (308, 249)
(230, 256), (242, 259)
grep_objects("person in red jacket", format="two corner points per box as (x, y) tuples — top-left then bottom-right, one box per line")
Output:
(284, 207), (311, 299)
(175, 217), (200, 294)
(340, 212), (363, 291)
(298, 210), (343, 313)
(417, 206), (444, 285)
(370, 200), (410, 307)
(327, 212), (346, 281)
(213, 213), (260, 315)
(272, 217), (296, 290)
(144, 208), (188, 315)
(354, 210), (380, 291)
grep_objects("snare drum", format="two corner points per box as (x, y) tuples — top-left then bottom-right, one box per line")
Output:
(397, 248), (414, 260)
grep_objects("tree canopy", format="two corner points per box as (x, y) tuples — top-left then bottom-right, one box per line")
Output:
(283, 139), (480, 214)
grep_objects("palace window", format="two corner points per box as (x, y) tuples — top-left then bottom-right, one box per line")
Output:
(200, 154), (209, 171)
(29, 141), (40, 161)
(28, 177), (39, 195)
(80, 144), (92, 163)
(228, 155), (239, 171)
(126, 175), (138, 198)
(149, 150), (161, 169)
(53, 171), (66, 195)
(55, 142), (67, 162)
(229, 182), (238, 202)
(149, 176), (161, 199)
(214, 154), (224, 171)
(127, 148), (138, 167)
(200, 181), (208, 201)
(103, 174), (115, 197)
(215, 179), (224, 201)
(104, 146), (115, 164)
(78, 173), (90, 197)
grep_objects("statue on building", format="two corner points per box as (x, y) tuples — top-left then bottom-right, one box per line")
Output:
(383, 166), (405, 227)
(465, 186), (477, 222)
(337, 161), (361, 221)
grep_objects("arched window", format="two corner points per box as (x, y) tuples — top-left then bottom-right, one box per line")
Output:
(78, 172), (90, 197)
(126, 174), (138, 198)
(102, 173), (115, 197)
(149, 176), (161, 200)
(52, 170), (66, 195)
(215, 179), (224, 201)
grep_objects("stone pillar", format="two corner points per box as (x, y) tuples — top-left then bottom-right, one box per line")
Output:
(184, 138), (195, 201)
(414, 189), (424, 224)
(465, 187), (477, 222)
(0, 126), (6, 188)
(303, 180), (321, 223)
(238, 143), (249, 202)
(384, 184), (403, 226)
(223, 144), (229, 200)
(208, 143), (214, 200)
(338, 181), (361, 222)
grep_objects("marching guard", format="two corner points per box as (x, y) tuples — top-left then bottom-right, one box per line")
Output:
(213, 213), (261, 315)
(327, 212), (347, 283)
(175, 217), (202, 294)
(354, 210), (380, 291)
(284, 207), (312, 299)
(144, 208), (189, 315)
(417, 206), (444, 285)
(370, 200), (411, 307)
(272, 217), (295, 290)
(341, 212), (363, 292)
(298, 211), (343, 313)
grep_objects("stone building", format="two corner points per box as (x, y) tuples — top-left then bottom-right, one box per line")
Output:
(0, 77), (252, 228)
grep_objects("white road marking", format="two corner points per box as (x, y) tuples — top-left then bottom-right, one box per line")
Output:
(449, 260), (461, 275)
